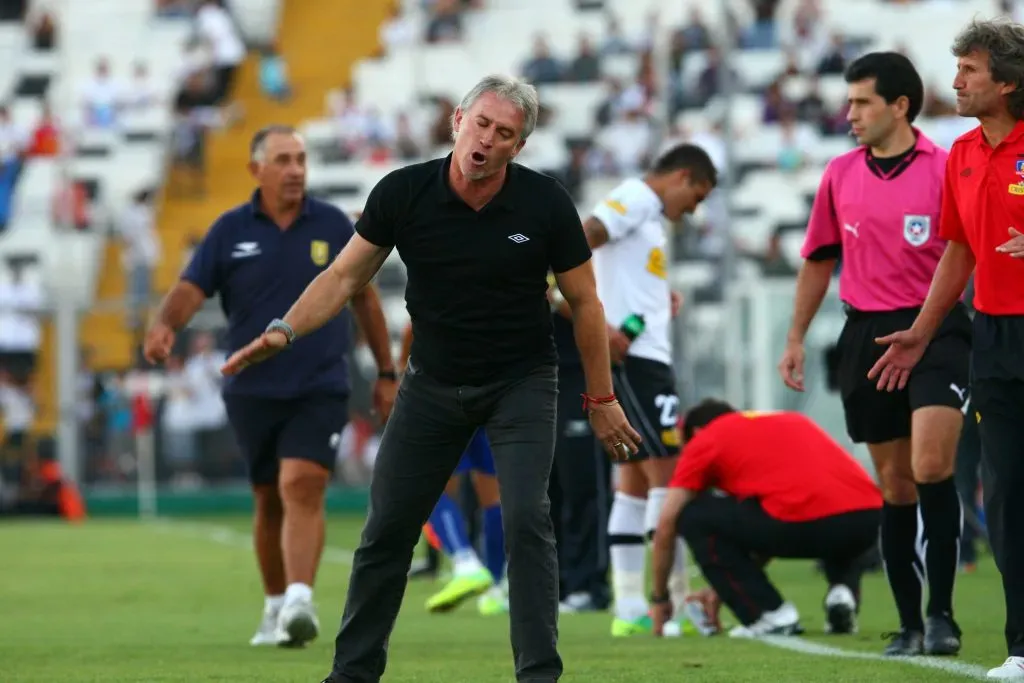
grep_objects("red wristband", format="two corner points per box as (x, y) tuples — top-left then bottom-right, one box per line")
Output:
(581, 392), (617, 412)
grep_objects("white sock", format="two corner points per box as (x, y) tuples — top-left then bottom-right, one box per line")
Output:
(670, 538), (691, 617)
(265, 594), (285, 613)
(609, 491), (648, 621)
(644, 488), (689, 617)
(284, 582), (313, 604)
(453, 548), (485, 577)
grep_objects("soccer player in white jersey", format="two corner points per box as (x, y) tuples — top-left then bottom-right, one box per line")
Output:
(581, 143), (717, 636)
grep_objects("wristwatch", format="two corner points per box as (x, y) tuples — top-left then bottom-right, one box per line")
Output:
(379, 370), (398, 381)
(650, 591), (671, 605)
(265, 318), (296, 346)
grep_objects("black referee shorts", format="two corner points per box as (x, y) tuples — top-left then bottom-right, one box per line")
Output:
(613, 355), (681, 460)
(837, 304), (971, 444)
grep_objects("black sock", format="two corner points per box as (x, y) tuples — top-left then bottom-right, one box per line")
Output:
(917, 477), (962, 619)
(880, 502), (924, 631)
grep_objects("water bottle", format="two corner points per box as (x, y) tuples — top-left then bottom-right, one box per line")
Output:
(620, 313), (646, 342)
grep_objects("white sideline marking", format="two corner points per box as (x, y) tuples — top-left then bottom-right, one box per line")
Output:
(155, 520), (992, 680)
(148, 518), (355, 565)
(760, 635), (990, 681)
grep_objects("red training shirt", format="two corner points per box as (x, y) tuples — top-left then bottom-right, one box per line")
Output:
(941, 121), (1024, 315)
(669, 411), (882, 522)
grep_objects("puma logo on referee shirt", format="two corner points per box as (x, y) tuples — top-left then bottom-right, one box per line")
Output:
(843, 222), (859, 238)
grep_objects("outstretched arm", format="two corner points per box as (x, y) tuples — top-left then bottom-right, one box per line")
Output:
(282, 234), (392, 340)
(221, 235), (392, 375)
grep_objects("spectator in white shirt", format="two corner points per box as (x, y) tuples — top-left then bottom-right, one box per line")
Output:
(117, 189), (160, 327)
(183, 331), (241, 479)
(602, 15), (634, 55)
(378, 3), (417, 53)
(0, 105), (27, 167)
(0, 368), (34, 497)
(80, 58), (124, 129)
(326, 88), (368, 159)
(194, 0), (246, 105)
(160, 354), (199, 486)
(596, 106), (654, 174)
(122, 62), (160, 112)
(0, 263), (44, 382)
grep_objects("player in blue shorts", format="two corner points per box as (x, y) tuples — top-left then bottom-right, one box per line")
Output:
(400, 324), (507, 615)
(423, 428), (507, 615)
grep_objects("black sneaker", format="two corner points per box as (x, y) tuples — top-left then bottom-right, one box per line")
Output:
(882, 629), (924, 656)
(924, 615), (962, 656)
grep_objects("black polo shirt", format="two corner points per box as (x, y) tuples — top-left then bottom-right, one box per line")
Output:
(355, 154), (592, 386)
(181, 191), (355, 398)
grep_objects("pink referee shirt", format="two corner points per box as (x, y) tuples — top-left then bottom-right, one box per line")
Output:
(801, 131), (949, 311)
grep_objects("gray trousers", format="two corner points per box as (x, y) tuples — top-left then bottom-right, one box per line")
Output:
(331, 360), (563, 682)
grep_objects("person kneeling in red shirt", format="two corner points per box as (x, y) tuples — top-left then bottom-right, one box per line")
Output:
(650, 399), (882, 638)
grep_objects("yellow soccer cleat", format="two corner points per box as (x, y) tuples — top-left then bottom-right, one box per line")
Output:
(611, 615), (653, 637)
(477, 588), (509, 616)
(425, 568), (494, 613)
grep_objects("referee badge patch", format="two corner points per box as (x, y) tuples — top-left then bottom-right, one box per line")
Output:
(310, 240), (329, 267)
(903, 215), (930, 247)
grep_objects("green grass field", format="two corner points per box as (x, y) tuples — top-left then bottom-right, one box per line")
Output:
(0, 515), (1003, 682)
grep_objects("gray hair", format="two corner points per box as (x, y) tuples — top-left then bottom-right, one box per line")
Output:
(450, 74), (540, 142)
(250, 124), (300, 162)
(951, 18), (1024, 119)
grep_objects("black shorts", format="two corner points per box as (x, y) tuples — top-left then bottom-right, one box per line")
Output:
(613, 356), (681, 460)
(837, 303), (971, 444)
(223, 392), (348, 486)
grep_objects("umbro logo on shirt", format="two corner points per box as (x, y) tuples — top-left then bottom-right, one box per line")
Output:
(507, 233), (530, 244)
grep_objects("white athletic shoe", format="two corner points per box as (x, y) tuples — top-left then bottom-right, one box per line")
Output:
(275, 597), (320, 647)
(728, 602), (802, 638)
(249, 606), (281, 646)
(823, 584), (858, 634)
(988, 657), (1024, 680)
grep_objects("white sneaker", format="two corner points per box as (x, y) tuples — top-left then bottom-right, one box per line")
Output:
(729, 602), (802, 638)
(559, 592), (598, 614)
(823, 585), (858, 635)
(249, 607), (281, 646)
(988, 657), (1024, 680)
(275, 597), (320, 647)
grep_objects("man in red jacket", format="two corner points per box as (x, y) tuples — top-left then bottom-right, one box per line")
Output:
(650, 399), (882, 638)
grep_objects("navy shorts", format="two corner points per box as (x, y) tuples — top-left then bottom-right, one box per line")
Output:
(223, 392), (349, 485)
(452, 428), (496, 476)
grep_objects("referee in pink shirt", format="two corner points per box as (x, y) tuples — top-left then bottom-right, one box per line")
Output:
(779, 52), (969, 657)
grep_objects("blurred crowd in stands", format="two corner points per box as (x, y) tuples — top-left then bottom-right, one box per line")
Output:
(2, 0), (1016, 498)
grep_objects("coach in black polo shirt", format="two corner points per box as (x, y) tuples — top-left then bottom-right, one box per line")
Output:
(144, 126), (397, 649)
(222, 75), (641, 683)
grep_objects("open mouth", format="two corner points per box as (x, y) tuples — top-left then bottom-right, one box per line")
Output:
(471, 151), (487, 165)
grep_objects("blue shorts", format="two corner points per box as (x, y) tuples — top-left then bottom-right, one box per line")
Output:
(453, 428), (495, 476)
